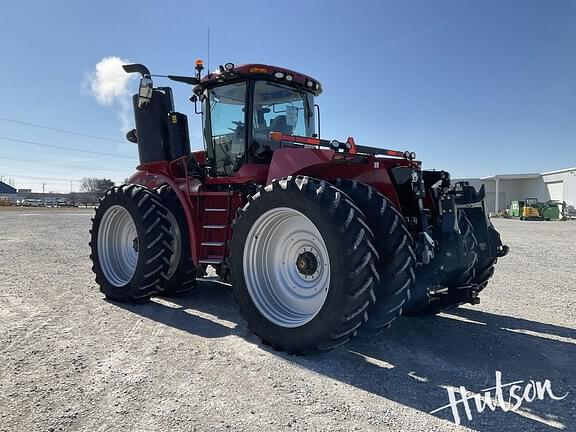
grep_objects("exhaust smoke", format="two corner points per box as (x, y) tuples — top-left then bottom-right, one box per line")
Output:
(86, 56), (136, 133)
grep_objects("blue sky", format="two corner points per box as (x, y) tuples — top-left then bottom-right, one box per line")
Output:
(1, 0), (575, 192)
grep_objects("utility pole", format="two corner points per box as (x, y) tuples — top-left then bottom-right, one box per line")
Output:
(42, 182), (46, 200)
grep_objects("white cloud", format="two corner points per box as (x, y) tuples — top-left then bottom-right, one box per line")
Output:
(86, 56), (136, 132)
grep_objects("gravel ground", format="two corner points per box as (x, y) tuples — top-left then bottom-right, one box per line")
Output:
(0, 208), (575, 431)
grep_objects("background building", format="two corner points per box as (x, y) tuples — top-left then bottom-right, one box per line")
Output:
(458, 167), (576, 213)
(0, 181), (17, 196)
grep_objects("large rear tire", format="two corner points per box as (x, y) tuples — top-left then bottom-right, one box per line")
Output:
(334, 179), (415, 334)
(156, 186), (197, 296)
(89, 184), (173, 303)
(230, 176), (378, 354)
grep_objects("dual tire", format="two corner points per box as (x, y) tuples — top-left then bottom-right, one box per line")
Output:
(90, 184), (196, 303)
(230, 176), (412, 353)
(334, 179), (415, 334)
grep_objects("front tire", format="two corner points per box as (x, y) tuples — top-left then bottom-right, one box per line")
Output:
(230, 176), (378, 354)
(89, 185), (173, 303)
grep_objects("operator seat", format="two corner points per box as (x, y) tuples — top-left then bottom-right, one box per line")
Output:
(269, 115), (293, 135)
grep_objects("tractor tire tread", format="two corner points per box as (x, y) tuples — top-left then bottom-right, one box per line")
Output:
(155, 185), (198, 296)
(230, 176), (376, 354)
(89, 184), (172, 303)
(334, 178), (415, 335)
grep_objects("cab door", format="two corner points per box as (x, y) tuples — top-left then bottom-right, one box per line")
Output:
(202, 81), (248, 176)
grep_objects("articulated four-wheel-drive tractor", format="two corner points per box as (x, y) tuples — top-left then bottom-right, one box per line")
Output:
(89, 60), (509, 353)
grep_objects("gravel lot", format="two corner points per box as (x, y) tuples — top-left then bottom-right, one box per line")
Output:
(1, 208), (575, 431)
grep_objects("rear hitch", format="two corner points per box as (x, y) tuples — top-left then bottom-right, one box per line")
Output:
(411, 169), (435, 264)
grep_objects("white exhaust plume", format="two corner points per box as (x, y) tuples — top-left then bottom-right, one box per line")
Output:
(87, 56), (136, 132)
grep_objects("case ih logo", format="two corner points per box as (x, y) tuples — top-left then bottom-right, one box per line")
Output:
(430, 371), (569, 425)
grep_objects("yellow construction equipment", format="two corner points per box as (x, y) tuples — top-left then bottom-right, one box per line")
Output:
(521, 197), (543, 221)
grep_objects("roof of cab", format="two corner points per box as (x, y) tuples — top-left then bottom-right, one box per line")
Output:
(193, 63), (322, 96)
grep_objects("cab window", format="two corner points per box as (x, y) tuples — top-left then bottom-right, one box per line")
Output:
(251, 81), (314, 157)
(204, 82), (247, 176)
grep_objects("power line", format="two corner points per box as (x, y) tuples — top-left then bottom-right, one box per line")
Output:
(0, 136), (135, 160)
(1, 156), (134, 170)
(0, 173), (115, 182)
(0, 116), (126, 144)
(1, 174), (80, 181)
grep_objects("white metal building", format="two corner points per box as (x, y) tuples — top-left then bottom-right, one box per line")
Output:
(457, 167), (576, 214)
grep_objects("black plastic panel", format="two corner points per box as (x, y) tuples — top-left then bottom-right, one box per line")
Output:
(167, 112), (191, 159)
(132, 89), (172, 164)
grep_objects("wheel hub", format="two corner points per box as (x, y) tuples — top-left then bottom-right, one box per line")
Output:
(295, 250), (319, 278)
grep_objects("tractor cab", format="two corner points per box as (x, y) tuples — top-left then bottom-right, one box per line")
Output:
(192, 63), (322, 176)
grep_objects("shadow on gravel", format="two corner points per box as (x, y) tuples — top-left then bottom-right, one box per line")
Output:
(115, 279), (575, 432)
(111, 279), (242, 339)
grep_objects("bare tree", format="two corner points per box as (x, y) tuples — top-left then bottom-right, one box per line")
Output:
(81, 178), (115, 195)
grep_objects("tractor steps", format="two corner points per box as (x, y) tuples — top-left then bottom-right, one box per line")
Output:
(198, 258), (223, 265)
(201, 241), (226, 247)
(197, 192), (240, 266)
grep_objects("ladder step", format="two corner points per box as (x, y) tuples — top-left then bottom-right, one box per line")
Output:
(203, 225), (227, 229)
(198, 259), (223, 265)
(201, 241), (226, 247)
(205, 208), (227, 212)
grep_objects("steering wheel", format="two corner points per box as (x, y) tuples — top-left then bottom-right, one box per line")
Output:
(228, 121), (245, 133)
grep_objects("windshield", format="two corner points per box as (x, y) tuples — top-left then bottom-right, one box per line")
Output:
(252, 81), (315, 154)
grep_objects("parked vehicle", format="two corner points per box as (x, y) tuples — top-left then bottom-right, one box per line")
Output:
(89, 61), (508, 353)
(22, 199), (43, 207)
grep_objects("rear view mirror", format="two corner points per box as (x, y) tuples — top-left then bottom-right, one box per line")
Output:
(189, 94), (203, 115)
(126, 128), (137, 143)
(137, 77), (154, 109)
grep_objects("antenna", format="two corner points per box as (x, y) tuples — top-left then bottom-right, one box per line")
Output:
(206, 27), (210, 74)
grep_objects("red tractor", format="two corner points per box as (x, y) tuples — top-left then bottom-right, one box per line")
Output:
(89, 60), (508, 353)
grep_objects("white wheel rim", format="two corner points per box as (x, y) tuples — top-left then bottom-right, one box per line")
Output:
(166, 209), (181, 278)
(243, 207), (331, 328)
(98, 205), (139, 287)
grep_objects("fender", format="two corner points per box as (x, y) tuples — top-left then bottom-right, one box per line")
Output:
(266, 147), (334, 184)
(128, 165), (201, 264)
(267, 147), (403, 209)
